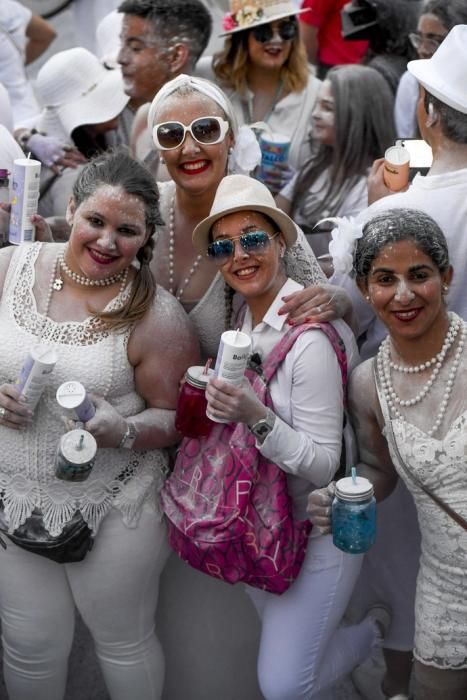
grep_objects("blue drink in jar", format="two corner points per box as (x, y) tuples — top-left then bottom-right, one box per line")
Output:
(332, 476), (376, 554)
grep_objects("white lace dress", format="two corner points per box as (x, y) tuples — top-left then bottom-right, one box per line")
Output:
(375, 334), (467, 670)
(156, 181), (327, 359)
(0, 243), (168, 537)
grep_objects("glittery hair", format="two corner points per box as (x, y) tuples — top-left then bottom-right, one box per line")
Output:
(354, 208), (450, 280)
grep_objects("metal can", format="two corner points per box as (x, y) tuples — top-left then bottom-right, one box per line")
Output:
(55, 429), (97, 482)
(56, 381), (95, 422)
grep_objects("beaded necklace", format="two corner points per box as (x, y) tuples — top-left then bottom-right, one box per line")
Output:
(53, 251), (128, 290)
(168, 195), (203, 302)
(376, 312), (466, 437)
(44, 251), (129, 323)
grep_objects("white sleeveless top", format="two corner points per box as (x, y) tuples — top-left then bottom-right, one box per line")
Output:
(375, 338), (467, 670)
(0, 244), (167, 537)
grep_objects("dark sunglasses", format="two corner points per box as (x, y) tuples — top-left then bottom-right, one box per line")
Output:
(251, 19), (298, 44)
(152, 116), (229, 151)
(207, 231), (279, 264)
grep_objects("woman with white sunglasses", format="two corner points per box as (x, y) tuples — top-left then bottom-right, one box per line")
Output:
(147, 73), (348, 361)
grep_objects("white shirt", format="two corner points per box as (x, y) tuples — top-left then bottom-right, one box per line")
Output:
(281, 170), (368, 258)
(331, 167), (467, 359)
(0, 0), (40, 128)
(0, 124), (24, 174)
(241, 278), (359, 519)
(394, 71), (419, 139)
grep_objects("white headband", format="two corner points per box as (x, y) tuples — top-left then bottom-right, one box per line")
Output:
(147, 74), (239, 135)
(147, 74), (261, 175)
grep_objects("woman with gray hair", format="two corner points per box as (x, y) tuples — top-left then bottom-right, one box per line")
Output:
(309, 208), (467, 699)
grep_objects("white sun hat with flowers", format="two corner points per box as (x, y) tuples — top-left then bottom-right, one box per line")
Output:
(221, 0), (308, 36)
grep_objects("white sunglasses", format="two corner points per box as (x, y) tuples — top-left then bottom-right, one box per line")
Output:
(152, 116), (230, 151)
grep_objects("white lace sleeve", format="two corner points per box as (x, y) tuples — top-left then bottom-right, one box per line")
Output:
(284, 225), (327, 287)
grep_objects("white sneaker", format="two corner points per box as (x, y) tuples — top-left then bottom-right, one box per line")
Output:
(351, 605), (392, 699)
(351, 650), (386, 700)
(366, 604), (392, 644)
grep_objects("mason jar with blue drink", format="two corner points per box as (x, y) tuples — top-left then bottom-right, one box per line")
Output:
(332, 474), (376, 554)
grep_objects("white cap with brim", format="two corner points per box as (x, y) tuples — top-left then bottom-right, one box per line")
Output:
(407, 24), (467, 115)
(192, 174), (297, 254)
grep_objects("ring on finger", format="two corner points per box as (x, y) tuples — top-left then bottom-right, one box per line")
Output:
(0, 406), (7, 419)
(316, 305), (322, 314)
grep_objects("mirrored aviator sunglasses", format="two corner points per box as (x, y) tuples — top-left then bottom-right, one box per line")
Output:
(251, 18), (298, 43)
(207, 231), (279, 264)
(153, 116), (229, 151)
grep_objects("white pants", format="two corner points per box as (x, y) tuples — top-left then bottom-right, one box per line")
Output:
(247, 534), (377, 700)
(0, 505), (169, 700)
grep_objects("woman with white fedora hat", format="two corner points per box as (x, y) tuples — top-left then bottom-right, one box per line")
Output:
(212, 0), (321, 194)
(185, 174), (387, 700)
(30, 47), (129, 220)
(147, 73), (350, 361)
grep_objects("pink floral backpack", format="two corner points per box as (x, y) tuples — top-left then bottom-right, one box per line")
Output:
(161, 322), (347, 595)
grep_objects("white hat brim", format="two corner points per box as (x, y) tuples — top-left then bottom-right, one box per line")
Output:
(220, 8), (308, 37)
(56, 68), (129, 137)
(408, 58), (467, 115)
(192, 202), (297, 254)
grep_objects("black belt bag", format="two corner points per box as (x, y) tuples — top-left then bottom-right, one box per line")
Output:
(0, 506), (94, 563)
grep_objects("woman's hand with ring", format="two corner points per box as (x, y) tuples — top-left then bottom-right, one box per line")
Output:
(0, 384), (33, 430)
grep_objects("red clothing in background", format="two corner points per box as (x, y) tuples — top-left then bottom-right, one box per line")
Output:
(300, 0), (369, 66)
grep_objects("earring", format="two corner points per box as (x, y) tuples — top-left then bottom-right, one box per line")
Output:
(442, 284), (449, 294)
(159, 156), (165, 165)
(365, 295), (371, 302)
(228, 146), (234, 155)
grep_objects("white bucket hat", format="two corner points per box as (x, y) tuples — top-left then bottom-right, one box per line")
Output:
(408, 25), (467, 115)
(221, 0), (307, 36)
(192, 174), (297, 254)
(35, 47), (129, 139)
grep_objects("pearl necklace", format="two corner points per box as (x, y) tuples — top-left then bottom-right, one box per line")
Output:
(45, 252), (129, 319)
(377, 313), (466, 437)
(382, 315), (460, 406)
(54, 252), (128, 289)
(168, 196), (203, 302)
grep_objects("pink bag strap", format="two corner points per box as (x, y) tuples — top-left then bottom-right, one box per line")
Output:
(260, 322), (348, 397)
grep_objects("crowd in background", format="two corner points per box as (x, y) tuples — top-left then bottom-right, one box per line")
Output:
(0, 1), (466, 699)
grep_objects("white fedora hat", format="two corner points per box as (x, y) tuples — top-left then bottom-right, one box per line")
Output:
(35, 47), (129, 139)
(192, 174), (297, 254)
(221, 0), (307, 37)
(408, 24), (467, 115)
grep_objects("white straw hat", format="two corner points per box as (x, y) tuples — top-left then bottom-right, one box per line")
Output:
(408, 25), (467, 115)
(221, 0), (307, 36)
(35, 47), (129, 139)
(192, 174), (297, 253)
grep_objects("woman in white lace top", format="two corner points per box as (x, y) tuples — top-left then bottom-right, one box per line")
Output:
(147, 73), (350, 360)
(309, 208), (467, 699)
(0, 150), (198, 700)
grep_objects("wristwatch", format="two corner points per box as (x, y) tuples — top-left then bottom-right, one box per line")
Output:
(118, 421), (137, 449)
(249, 409), (276, 444)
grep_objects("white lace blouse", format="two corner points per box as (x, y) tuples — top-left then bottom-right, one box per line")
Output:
(0, 243), (167, 537)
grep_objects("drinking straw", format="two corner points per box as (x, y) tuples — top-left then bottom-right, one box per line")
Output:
(203, 357), (212, 375)
(351, 466), (357, 484)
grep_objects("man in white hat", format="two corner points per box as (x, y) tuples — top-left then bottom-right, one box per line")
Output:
(330, 23), (467, 700)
